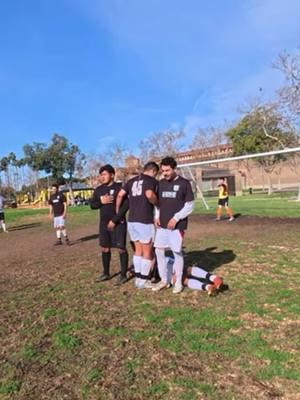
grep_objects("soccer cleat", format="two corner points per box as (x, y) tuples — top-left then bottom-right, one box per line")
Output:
(215, 217), (221, 221)
(206, 284), (217, 296)
(228, 216), (234, 222)
(114, 275), (128, 286)
(54, 239), (62, 246)
(172, 284), (183, 294)
(65, 237), (71, 245)
(212, 276), (223, 289)
(152, 281), (169, 291)
(95, 274), (111, 282)
(144, 280), (156, 289)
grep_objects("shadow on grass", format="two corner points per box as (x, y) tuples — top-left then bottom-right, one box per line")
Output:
(183, 246), (236, 273)
(76, 233), (99, 242)
(9, 222), (42, 231)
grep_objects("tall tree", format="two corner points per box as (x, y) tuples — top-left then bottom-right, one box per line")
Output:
(226, 104), (297, 194)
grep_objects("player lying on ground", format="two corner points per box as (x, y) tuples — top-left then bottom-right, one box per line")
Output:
(48, 184), (70, 245)
(90, 164), (129, 285)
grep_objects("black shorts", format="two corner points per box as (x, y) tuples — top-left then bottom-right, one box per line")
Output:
(0, 212), (5, 221)
(99, 221), (127, 249)
(218, 197), (229, 207)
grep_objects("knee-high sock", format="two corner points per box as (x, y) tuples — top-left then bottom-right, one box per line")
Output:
(155, 248), (168, 283)
(102, 252), (111, 275)
(226, 207), (233, 217)
(56, 230), (62, 239)
(173, 251), (184, 286)
(187, 278), (206, 291)
(166, 257), (174, 284)
(62, 229), (68, 237)
(141, 259), (152, 281)
(190, 266), (218, 283)
(119, 251), (128, 277)
(1, 222), (7, 232)
(133, 255), (142, 281)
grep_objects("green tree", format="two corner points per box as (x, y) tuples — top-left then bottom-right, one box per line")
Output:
(226, 104), (297, 194)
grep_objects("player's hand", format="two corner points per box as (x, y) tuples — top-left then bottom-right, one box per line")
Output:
(155, 218), (161, 228)
(167, 218), (177, 230)
(101, 194), (113, 204)
(107, 220), (116, 231)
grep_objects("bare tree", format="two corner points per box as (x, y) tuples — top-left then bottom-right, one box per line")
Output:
(138, 129), (185, 163)
(190, 126), (227, 150)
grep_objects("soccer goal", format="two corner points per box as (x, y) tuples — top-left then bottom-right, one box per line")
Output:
(177, 146), (300, 210)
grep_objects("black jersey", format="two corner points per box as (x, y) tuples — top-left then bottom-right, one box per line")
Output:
(123, 173), (157, 224)
(49, 192), (67, 217)
(90, 182), (127, 224)
(158, 175), (194, 230)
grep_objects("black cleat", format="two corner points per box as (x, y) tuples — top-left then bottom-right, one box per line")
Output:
(114, 275), (128, 286)
(95, 274), (111, 282)
(65, 237), (71, 246)
(54, 239), (62, 246)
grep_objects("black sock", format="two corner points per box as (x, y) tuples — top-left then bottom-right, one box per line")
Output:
(119, 251), (128, 278)
(102, 252), (111, 275)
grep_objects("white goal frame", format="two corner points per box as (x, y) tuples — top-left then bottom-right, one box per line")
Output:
(177, 146), (300, 210)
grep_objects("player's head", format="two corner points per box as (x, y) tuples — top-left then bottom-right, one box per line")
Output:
(143, 161), (159, 178)
(160, 156), (177, 180)
(99, 164), (115, 185)
(219, 177), (226, 183)
(51, 184), (59, 194)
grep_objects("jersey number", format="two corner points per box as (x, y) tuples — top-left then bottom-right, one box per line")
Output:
(132, 181), (143, 197)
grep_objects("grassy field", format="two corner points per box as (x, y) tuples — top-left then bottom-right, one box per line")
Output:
(0, 200), (300, 399)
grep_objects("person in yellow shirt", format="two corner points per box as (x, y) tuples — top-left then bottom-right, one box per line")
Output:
(216, 177), (234, 222)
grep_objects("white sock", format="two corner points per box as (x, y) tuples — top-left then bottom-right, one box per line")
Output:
(190, 266), (209, 279)
(141, 259), (152, 282)
(166, 257), (174, 284)
(56, 230), (62, 239)
(62, 229), (67, 237)
(155, 248), (168, 283)
(1, 222), (7, 232)
(173, 252), (184, 287)
(187, 279), (206, 291)
(133, 255), (142, 284)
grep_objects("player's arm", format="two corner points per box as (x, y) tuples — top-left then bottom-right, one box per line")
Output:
(145, 190), (158, 205)
(90, 188), (102, 209)
(49, 204), (53, 219)
(115, 188), (127, 214)
(63, 197), (67, 218)
(113, 196), (129, 224)
(167, 181), (195, 229)
(154, 206), (160, 227)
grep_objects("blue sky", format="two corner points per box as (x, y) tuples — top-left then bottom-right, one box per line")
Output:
(1, 0), (300, 158)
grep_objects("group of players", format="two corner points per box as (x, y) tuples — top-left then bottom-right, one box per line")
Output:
(36, 156), (233, 295)
(88, 156), (225, 295)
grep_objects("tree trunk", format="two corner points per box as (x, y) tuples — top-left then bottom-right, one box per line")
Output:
(267, 174), (273, 195)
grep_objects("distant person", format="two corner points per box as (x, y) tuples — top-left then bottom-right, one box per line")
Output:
(153, 156), (194, 294)
(116, 161), (159, 289)
(0, 194), (8, 233)
(48, 184), (70, 245)
(90, 165), (129, 285)
(215, 177), (234, 222)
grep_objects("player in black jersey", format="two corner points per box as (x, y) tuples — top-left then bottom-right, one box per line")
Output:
(90, 165), (129, 285)
(153, 157), (194, 294)
(49, 184), (70, 245)
(116, 162), (159, 288)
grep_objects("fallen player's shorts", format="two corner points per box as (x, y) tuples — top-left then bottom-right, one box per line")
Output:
(127, 222), (155, 244)
(53, 216), (65, 228)
(154, 228), (184, 253)
(0, 212), (5, 222)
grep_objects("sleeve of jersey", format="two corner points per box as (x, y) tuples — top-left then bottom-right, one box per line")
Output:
(173, 201), (195, 222)
(90, 188), (102, 209)
(122, 181), (129, 193)
(184, 180), (195, 202)
(112, 196), (129, 223)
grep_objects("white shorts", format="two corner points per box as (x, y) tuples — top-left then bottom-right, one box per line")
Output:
(54, 216), (65, 228)
(154, 228), (184, 253)
(127, 222), (155, 244)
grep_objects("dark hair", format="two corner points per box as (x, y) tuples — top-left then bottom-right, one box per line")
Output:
(220, 177), (225, 180)
(160, 156), (177, 169)
(99, 164), (115, 175)
(52, 184), (59, 189)
(143, 161), (159, 172)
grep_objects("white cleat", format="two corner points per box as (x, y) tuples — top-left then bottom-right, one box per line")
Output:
(172, 284), (183, 294)
(152, 281), (169, 292)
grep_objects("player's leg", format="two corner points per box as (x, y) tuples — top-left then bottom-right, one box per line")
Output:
(96, 224), (112, 281)
(53, 217), (62, 245)
(225, 199), (234, 221)
(0, 213), (8, 232)
(128, 222), (144, 287)
(114, 223), (128, 286)
(216, 203), (222, 221)
(169, 230), (184, 294)
(187, 266), (223, 289)
(183, 277), (217, 296)
(139, 224), (155, 288)
(153, 228), (170, 291)
(60, 219), (70, 244)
